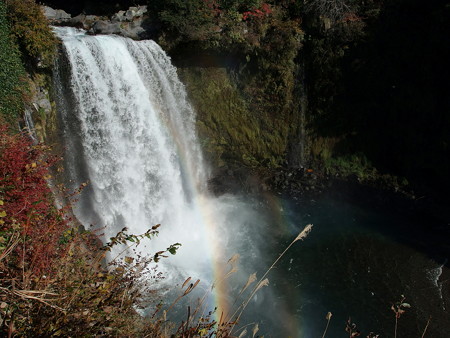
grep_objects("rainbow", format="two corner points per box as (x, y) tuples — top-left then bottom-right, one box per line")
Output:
(148, 46), (302, 335)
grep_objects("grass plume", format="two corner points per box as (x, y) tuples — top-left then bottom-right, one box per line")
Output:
(322, 312), (332, 338)
(229, 224), (313, 334)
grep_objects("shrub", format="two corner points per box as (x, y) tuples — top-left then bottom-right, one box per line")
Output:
(220, 0), (262, 11)
(148, 0), (218, 41)
(0, 122), (64, 275)
(0, 123), (172, 336)
(242, 3), (272, 21)
(4, 0), (57, 67)
(325, 153), (378, 181)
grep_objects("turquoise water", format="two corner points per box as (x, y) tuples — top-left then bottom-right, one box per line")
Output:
(239, 188), (449, 337)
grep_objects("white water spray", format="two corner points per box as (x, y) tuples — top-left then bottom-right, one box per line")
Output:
(426, 258), (448, 310)
(52, 28), (277, 333)
(52, 27), (234, 279)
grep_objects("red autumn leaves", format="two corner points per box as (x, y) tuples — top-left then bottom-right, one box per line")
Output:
(0, 124), (68, 275)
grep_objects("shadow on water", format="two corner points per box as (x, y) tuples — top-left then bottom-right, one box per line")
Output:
(235, 182), (450, 337)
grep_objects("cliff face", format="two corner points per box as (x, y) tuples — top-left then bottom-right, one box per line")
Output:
(172, 32), (304, 170)
(162, 0), (450, 202)
(41, 1), (305, 171)
(34, 1), (450, 200)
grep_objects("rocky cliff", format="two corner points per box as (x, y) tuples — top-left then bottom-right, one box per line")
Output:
(37, 1), (450, 202)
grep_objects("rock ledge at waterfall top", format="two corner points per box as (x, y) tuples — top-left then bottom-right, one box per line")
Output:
(42, 5), (150, 40)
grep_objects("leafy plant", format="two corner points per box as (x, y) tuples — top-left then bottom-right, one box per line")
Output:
(345, 318), (361, 337)
(0, 122), (64, 276)
(391, 295), (410, 338)
(0, 122), (175, 336)
(325, 153), (378, 181)
(4, 0), (57, 67)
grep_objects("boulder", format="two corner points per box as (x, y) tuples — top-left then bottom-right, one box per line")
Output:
(111, 5), (147, 22)
(43, 5), (151, 40)
(68, 14), (100, 30)
(91, 21), (122, 35)
(42, 6), (71, 22)
(111, 10), (127, 22)
(118, 21), (147, 40)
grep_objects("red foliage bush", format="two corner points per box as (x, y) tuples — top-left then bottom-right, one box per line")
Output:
(0, 123), (68, 275)
(242, 3), (272, 21)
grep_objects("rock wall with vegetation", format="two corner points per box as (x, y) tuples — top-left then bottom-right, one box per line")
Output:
(0, 0), (57, 142)
(5, 0), (450, 198)
(40, 0), (450, 200)
(1, 0), (449, 334)
(147, 0), (304, 170)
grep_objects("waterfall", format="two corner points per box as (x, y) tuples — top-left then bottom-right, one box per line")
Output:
(52, 27), (273, 330)
(52, 27), (229, 278)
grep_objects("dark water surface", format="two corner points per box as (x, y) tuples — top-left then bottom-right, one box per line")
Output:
(238, 186), (450, 337)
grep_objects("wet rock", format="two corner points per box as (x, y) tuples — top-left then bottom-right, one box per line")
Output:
(24, 79), (55, 144)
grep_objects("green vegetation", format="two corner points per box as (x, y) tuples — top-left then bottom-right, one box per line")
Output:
(0, 122), (178, 336)
(325, 153), (377, 181)
(0, 122), (313, 336)
(150, 1), (303, 170)
(4, 0), (57, 68)
(0, 0), (57, 124)
(180, 67), (290, 168)
(148, 0), (218, 45)
(0, 1), (26, 121)
(148, 0), (273, 53)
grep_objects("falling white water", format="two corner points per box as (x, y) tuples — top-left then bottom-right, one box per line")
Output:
(24, 108), (38, 144)
(52, 27), (234, 280)
(51, 28), (278, 334)
(426, 258), (448, 310)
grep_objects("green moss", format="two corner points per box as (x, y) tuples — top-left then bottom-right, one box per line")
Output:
(0, 2), (26, 122)
(179, 67), (291, 168)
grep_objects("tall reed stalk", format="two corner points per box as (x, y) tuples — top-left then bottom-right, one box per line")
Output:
(229, 224), (313, 334)
(322, 312), (332, 338)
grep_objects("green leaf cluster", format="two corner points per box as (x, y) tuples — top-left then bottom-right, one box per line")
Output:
(101, 224), (161, 251)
